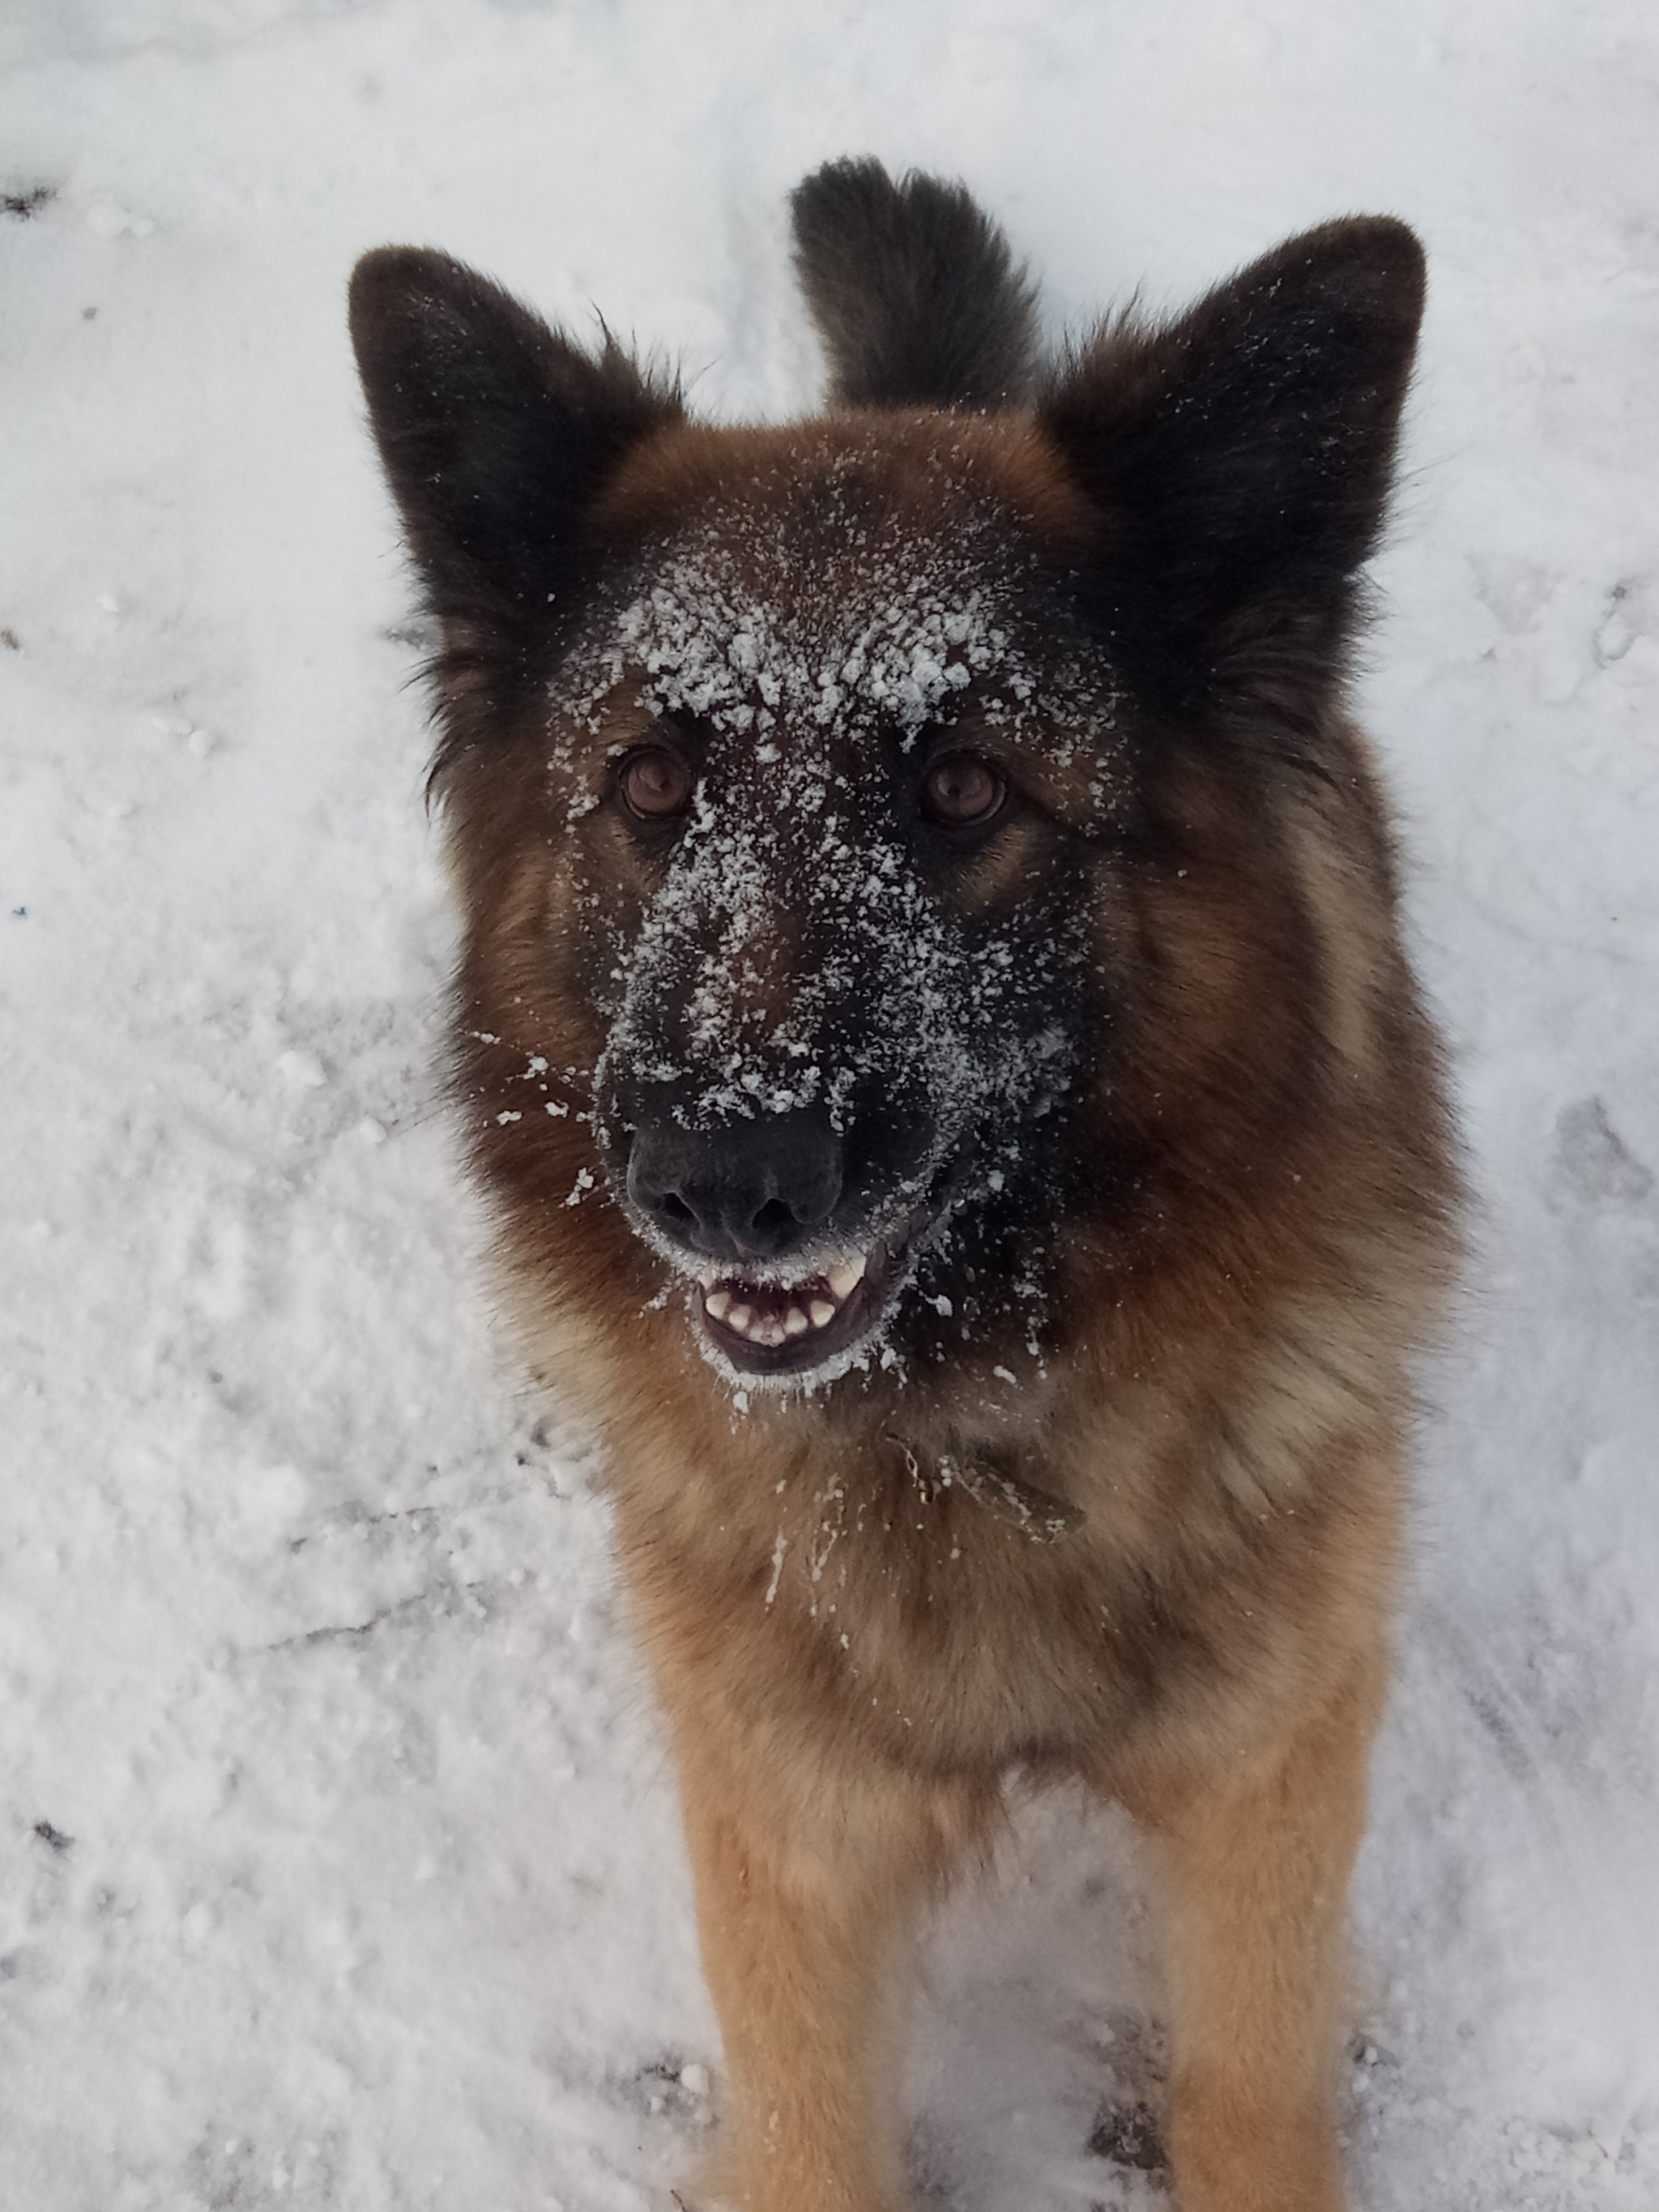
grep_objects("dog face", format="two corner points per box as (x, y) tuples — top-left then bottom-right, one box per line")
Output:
(543, 429), (1124, 1384)
(350, 176), (1427, 1404)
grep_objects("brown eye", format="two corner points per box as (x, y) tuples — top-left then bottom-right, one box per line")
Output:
(619, 746), (694, 821)
(919, 753), (1005, 828)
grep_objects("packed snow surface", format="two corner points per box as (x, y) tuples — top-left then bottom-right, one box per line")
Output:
(1, 2), (1657, 2207)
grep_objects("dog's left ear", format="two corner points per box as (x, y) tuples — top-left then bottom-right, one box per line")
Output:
(349, 247), (679, 681)
(1041, 218), (1424, 715)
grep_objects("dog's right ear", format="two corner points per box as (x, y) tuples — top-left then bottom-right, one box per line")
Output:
(1039, 219), (1424, 720)
(349, 248), (679, 673)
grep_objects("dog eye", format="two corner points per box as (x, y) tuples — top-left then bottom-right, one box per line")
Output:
(619, 746), (694, 821)
(919, 753), (1005, 828)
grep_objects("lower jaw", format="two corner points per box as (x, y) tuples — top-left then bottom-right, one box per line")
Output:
(695, 1266), (889, 1381)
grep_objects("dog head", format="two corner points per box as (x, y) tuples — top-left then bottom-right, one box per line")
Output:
(351, 162), (1423, 1397)
(548, 417), (1115, 1382)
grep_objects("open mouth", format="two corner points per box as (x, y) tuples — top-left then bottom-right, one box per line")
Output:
(694, 1241), (892, 1377)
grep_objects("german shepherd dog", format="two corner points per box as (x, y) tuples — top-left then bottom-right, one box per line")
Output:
(351, 159), (1458, 2212)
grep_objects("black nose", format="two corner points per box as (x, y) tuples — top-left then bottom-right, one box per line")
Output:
(626, 1107), (843, 1262)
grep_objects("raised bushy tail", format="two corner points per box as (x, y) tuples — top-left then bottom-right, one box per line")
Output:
(789, 156), (1039, 412)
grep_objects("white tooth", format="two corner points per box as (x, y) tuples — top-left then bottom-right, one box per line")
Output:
(727, 1304), (753, 1335)
(808, 1300), (836, 1329)
(754, 1317), (787, 1347)
(698, 1263), (720, 1288)
(705, 1288), (731, 1322)
(783, 1307), (810, 1337)
(826, 1261), (862, 1300)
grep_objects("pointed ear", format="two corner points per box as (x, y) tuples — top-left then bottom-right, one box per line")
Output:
(348, 247), (680, 678)
(1040, 218), (1425, 715)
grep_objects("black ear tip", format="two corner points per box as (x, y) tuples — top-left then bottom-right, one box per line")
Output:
(348, 246), (504, 373)
(1341, 215), (1426, 298)
(349, 246), (426, 357)
(1289, 216), (1427, 329)
(350, 243), (439, 299)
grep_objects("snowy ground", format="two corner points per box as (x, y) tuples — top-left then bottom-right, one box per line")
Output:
(1, 2), (1657, 2206)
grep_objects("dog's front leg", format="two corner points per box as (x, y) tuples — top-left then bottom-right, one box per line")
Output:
(665, 1689), (981, 2212)
(1122, 1649), (1387, 2212)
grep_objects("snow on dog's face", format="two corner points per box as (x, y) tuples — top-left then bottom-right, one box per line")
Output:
(546, 448), (1125, 1386)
